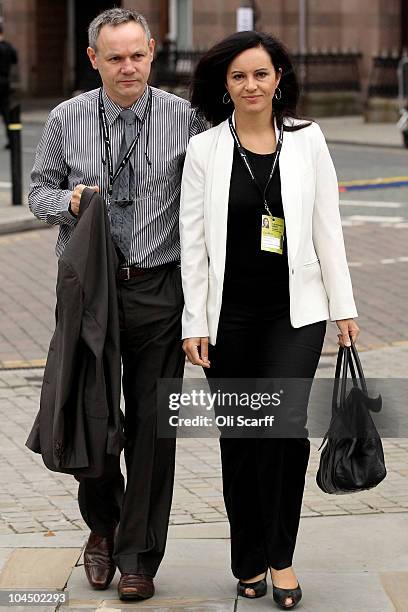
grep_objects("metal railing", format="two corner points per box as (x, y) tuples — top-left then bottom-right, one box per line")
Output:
(152, 47), (362, 93)
(367, 52), (404, 98)
(293, 50), (361, 92)
(397, 55), (408, 148)
(152, 47), (203, 88)
(398, 54), (408, 106)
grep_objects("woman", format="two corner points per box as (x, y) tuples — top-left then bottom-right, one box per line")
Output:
(179, 31), (359, 609)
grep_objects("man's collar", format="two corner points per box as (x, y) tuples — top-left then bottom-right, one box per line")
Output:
(101, 86), (151, 125)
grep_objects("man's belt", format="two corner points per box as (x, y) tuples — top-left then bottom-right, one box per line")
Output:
(117, 262), (179, 281)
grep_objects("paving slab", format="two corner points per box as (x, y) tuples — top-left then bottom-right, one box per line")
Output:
(0, 531), (87, 549)
(168, 523), (229, 539)
(68, 538), (232, 607)
(294, 513), (408, 572)
(0, 550), (12, 574)
(236, 572), (394, 612)
(96, 601), (236, 610)
(379, 571), (408, 612)
(0, 548), (81, 589)
(0, 525), (229, 574)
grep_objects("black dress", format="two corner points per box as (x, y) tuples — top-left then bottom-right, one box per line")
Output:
(205, 145), (326, 579)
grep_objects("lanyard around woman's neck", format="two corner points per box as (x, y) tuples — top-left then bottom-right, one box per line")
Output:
(228, 115), (284, 217)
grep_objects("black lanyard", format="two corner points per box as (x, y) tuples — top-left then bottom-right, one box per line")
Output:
(98, 87), (152, 196)
(228, 115), (284, 217)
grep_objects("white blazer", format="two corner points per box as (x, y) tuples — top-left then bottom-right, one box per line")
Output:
(179, 114), (358, 345)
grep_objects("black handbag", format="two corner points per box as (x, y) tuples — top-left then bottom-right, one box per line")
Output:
(316, 342), (387, 494)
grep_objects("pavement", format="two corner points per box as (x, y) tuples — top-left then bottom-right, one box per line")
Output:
(317, 115), (403, 149)
(0, 359), (408, 611)
(0, 112), (407, 610)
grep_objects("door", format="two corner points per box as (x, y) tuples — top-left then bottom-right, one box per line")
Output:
(73, 0), (120, 91)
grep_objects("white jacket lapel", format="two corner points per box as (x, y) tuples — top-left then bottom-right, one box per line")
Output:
(208, 119), (234, 276)
(277, 120), (302, 266)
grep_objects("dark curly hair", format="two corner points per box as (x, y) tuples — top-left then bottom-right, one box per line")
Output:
(190, 30), (311, 131)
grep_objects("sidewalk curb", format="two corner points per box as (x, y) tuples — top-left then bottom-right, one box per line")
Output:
(0, 218), (50, 236)
(327, 138), (404, 150)
(21, 115), (48, 126)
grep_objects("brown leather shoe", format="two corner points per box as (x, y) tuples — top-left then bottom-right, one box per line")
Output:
(83, 531), (116, 590)
(118, 573), (155, 601)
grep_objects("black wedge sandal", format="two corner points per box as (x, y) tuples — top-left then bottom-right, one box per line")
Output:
(272, 582), (302, 610)
(237, 573), (267, 599)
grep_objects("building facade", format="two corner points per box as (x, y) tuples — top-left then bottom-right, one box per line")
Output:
(0, 0), (406, 101)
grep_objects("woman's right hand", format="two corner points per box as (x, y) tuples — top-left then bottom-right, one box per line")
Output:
(182, 337), (211, 368)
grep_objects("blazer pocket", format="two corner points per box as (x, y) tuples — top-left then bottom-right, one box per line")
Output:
(302, 258), (319, 267)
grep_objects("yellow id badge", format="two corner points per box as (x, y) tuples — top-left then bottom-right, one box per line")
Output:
(261, 215), (284, 254)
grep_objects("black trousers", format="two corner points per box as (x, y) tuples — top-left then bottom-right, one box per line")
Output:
(0, 92), (11, 145)
(205, 300), (326, 579)
(78, 264), (185, 576)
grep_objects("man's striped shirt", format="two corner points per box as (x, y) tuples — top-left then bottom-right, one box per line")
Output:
(29, 86), (207, 265)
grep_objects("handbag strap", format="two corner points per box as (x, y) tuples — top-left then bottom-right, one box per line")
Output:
(335, 345), (344, 378)
(347, 349), (359, 386)
(332, 346), (348, 411)
(339, 346), (350, 406)
(331, 346), (343, 412)
(349, 341), (368, 394)
(341, 340), (369, 404)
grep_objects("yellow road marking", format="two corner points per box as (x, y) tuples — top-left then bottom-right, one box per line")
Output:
(0, 359), (46, 370)
(339, 176), (408, 187)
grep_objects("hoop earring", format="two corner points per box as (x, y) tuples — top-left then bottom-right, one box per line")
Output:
(274, 87), (282, 101)
(223, 92), (231, 105)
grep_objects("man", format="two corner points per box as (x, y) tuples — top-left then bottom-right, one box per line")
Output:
(29, 8), (206, 601)
(0, 22), (18, 149)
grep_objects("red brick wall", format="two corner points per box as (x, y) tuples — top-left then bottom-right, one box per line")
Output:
(258, 0), (296, 49)
(1, 0), (404, 96)
(191, 0), (402, 91)
(34, 0), (67, 95)
(123, 0), (161, 40)
(2, 0), (37, 94)
(193, 0), (240, 47)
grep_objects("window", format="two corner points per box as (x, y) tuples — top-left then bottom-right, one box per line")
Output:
(169, 0), (192, 49)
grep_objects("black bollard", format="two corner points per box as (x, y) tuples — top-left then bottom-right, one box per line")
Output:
(8, 103), (22, 206)
(403, 127), (408, 149)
